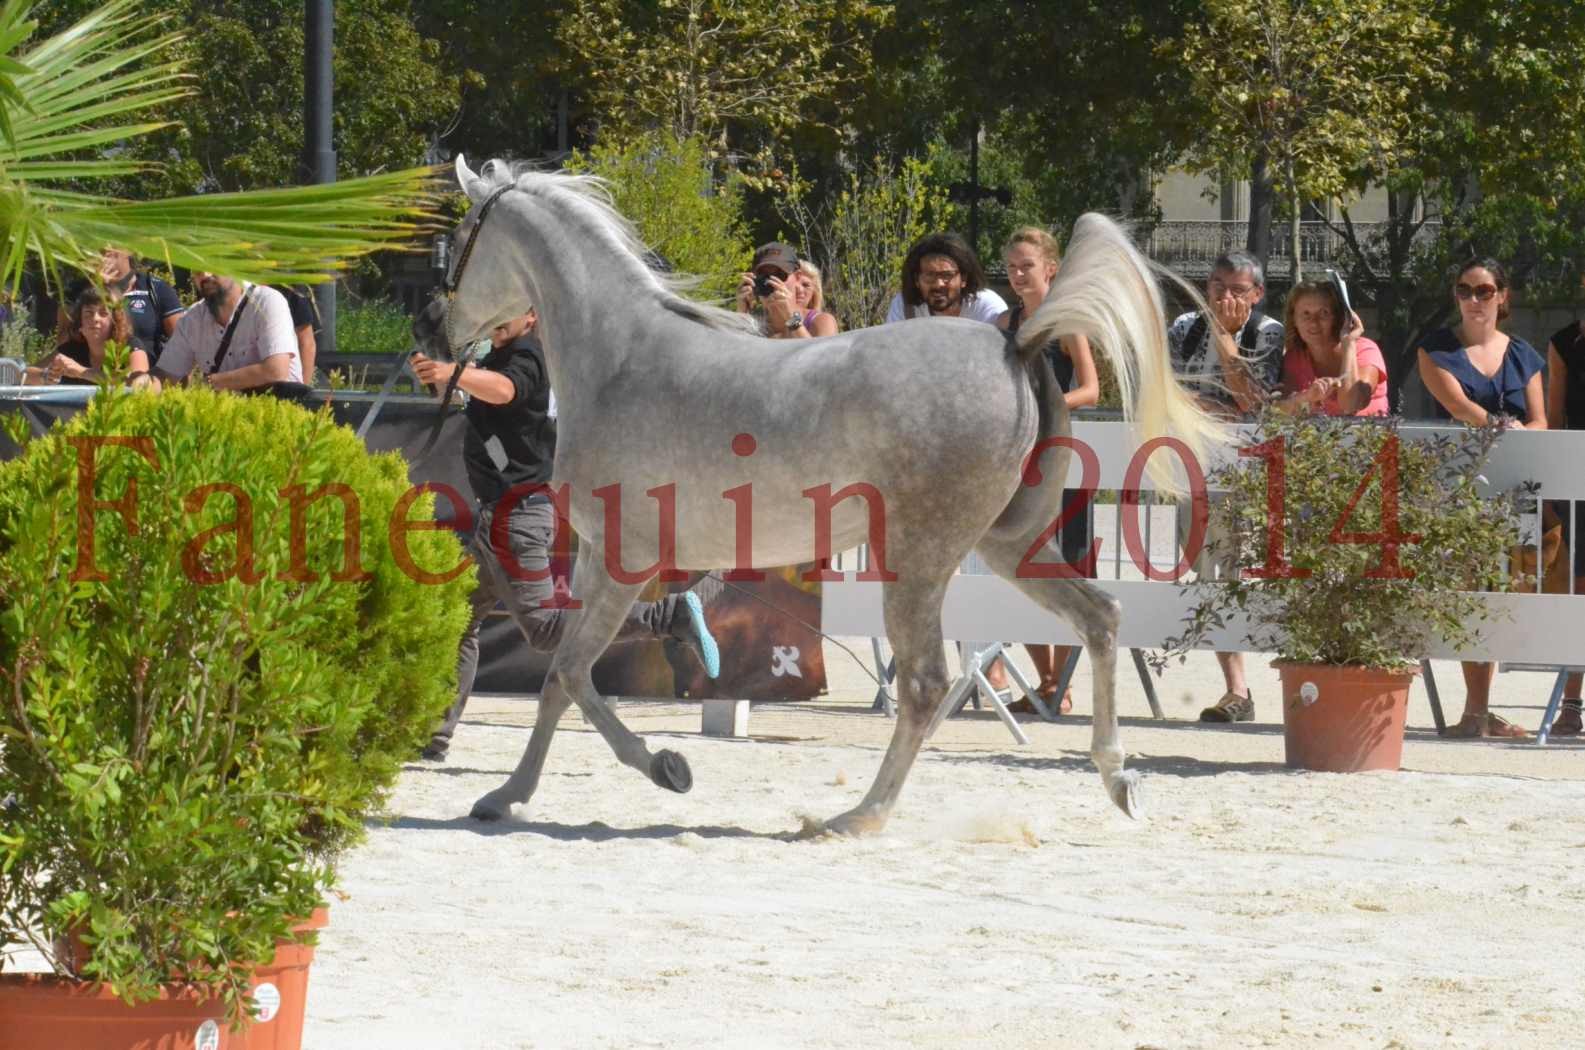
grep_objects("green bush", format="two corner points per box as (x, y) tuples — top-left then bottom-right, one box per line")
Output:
(775, 153), (958, 330)
(0, 387), (471, 1020)
(334, 297), (412, 355)
(567, 129), (753, 300)
(1160, 411), (1524, 671)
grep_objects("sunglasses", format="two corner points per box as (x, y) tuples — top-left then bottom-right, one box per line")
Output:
(1455, 283), (1500, 302)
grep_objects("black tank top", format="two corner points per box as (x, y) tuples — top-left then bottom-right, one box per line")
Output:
(1550, 322), (1585, 429)
(1006, 302), (1074, 391)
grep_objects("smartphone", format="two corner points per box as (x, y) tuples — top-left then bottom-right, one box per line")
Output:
(1325, 268), (1353, 337)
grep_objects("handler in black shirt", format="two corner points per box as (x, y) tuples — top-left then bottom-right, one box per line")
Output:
(411, 309), (722, 761)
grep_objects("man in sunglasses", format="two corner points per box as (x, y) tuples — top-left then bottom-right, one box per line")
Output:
(1166, 251), (1286, 726)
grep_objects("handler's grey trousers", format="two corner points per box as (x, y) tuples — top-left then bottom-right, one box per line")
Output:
(428, 499), (694, 754)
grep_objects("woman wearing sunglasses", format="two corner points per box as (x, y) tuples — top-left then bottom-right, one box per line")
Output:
(1418, 257), (1545, 739)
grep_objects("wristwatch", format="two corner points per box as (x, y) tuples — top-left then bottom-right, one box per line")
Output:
(786, 314), (805, 333)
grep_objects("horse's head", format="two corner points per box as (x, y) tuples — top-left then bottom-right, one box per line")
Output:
(412, 154), (535, 357)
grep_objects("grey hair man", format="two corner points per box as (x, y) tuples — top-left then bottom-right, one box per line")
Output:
(1166, 251), (1285, 725)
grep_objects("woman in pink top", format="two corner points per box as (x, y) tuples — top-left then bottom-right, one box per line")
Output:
(1277, 279), (1389, 416)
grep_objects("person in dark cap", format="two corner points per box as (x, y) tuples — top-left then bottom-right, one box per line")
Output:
(735, 242), (839, 339)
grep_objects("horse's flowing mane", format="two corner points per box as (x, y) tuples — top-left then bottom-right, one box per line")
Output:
(477, 160), (758, 335)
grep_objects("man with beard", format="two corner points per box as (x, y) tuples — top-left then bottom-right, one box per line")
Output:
(98, 247), (183, 363)
(145, 271), (302, 390)
(884, 232), (1006, 323)
(883, 231), (1012, 689)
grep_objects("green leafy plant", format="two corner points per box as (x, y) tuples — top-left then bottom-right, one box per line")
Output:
(775, 153), (956, 330)
(0, 387), (471, 1019)
(1158, 411), (1524, 671)
(334, 298), (412, 356)
(567, 129), (753, 300)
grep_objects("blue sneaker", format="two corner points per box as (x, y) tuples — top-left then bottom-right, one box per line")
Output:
(676, 590), (721, 679)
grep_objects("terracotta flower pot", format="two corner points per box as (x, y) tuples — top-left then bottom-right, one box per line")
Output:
(0, 907), (328, 1050)
(1274, 662), (1415, 772)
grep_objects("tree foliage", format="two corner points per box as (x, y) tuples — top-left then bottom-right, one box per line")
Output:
(566, 129), (752, 299)
(776, 153), (956, 329)
(0, 0), (439, 291)
(1176, 0), (1450, 282)
(33, 0), (461, 197)
(557, 0), (891, 178)
(891, 1), (1202, 226)
(1318, 0), (1585, 397)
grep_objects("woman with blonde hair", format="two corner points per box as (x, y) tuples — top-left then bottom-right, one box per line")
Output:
(996, 225), (1100, 714)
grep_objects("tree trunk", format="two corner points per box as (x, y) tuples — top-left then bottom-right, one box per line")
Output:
(1288, 168), (1303, 285)
(1246, 146), (1274, 275)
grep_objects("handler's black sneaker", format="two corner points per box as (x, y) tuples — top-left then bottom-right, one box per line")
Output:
(1199, 690), (1255, 723)
(419, 740), (448, 762)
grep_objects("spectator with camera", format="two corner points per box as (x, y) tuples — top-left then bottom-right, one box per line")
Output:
(736, 242), (839, 339)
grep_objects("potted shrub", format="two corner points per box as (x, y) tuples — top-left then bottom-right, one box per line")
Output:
(0, 385), (471, 1047)
(1158, 410), (1523, 771)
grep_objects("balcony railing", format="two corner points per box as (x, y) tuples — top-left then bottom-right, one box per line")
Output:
(1144, 220), (1443, 279)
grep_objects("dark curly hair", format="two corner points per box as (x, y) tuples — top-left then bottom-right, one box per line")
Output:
(900, 232), (986, 309)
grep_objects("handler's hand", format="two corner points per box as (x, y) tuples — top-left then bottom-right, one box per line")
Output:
(411, 351), (459, 388)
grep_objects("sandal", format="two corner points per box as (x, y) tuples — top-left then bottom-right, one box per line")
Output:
(1442, 712), (1531, 739)
(1549, 702), (1583, 737)
(1007, 681), (1072, 716)
(1037, 679), (1074, 715)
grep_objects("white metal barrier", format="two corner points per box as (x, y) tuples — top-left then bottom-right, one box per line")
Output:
(823, 419), (1585, 737)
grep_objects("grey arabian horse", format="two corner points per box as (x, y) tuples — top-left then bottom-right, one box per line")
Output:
(414, 156), (1224, 835)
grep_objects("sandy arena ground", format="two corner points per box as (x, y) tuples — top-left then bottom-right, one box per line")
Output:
(295, 642), (1585, 1050)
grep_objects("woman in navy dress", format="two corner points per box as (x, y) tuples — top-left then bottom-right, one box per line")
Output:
(1418, 257), (1545, 738)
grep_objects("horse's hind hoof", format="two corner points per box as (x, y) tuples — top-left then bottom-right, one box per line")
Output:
(651, 749), (693, 793)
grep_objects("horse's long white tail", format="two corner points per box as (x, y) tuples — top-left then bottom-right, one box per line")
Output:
(1016, 213), (1225, 496)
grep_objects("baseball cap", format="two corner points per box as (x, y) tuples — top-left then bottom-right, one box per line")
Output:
(751, 242), (800, 275)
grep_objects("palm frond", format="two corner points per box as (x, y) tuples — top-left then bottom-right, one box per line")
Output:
(1, 168), (445, 291)
(0, 0), (442, 294)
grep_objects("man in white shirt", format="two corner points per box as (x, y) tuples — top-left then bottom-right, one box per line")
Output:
(149, 272), (302, 390)
(884, 232), (1006, 324)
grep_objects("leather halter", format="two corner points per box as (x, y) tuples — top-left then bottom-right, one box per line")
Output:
(421, 183), (514, 459)
(443, 184), (513, 301)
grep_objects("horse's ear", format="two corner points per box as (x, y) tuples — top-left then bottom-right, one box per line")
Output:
(455, 154), (484, 201)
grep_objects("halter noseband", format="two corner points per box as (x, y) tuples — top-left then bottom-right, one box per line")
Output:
(422, 183), (514, 460)
(443, 183), (510, 299)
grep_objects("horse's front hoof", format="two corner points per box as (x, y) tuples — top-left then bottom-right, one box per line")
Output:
(470, 788), (516, 822)
(650, 749), (693, 793)
(1108, 769), (1143, 819)
(801, 806), (887, 839)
